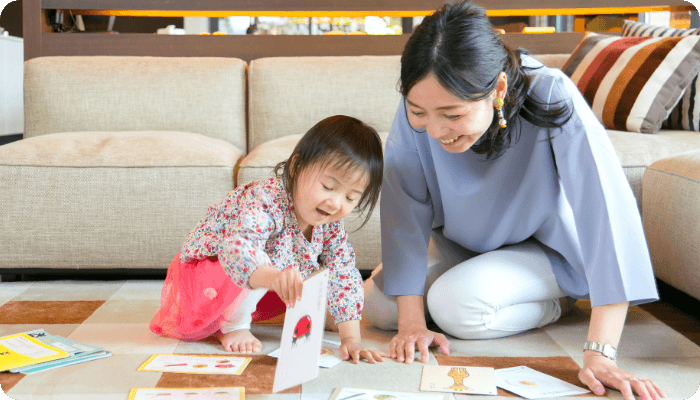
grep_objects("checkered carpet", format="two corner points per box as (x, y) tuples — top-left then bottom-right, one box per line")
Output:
(1, 279), (699, 400)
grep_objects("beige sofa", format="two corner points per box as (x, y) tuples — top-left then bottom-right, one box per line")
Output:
(1, 54), (698, 302)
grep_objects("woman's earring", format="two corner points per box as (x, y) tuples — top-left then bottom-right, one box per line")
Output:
(494, 98), (507, 129)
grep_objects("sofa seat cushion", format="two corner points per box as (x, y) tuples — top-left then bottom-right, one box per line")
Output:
(607, 128), (700, 212)
(0, 131), (241, 270)
(0, 131), (242, 167)
(642, 150), (700, 301)
(237, 133), (388, 271)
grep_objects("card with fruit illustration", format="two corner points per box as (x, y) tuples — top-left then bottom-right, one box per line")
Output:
(137, 354), (251, 375)
(495, 366), (590, 399)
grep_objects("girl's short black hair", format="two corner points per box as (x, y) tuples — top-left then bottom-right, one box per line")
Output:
(401, 0), (572, 159)
(275, 115), (383, 229)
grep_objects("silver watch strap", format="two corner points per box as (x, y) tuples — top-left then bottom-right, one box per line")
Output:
(583, 341), (617, 361)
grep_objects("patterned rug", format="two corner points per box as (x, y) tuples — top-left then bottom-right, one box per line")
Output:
(1, 279), (699, 400)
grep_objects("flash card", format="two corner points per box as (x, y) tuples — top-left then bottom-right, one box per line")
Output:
(420, 365), (497, 395)
(128, 387), (244, 400)
(268, 338), (343, 368)
(272, 269), (330, 393)
(137, 354), (251, 375)
(495, 366), (590, 399)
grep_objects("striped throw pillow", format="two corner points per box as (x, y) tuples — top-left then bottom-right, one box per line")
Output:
(562, 32), (700, 133)
(622, 19), (700, 131)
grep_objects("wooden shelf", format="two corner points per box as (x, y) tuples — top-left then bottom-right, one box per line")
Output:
(23, 0), (696, 61)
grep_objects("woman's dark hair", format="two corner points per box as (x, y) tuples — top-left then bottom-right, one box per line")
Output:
(274, 115), (383, 229)
(400, 0), (573, 159)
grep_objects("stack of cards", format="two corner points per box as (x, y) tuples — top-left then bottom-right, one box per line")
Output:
(330, 387), (450, 400)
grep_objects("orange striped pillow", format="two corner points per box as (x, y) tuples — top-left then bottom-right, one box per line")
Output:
(562, 32), (700, 133)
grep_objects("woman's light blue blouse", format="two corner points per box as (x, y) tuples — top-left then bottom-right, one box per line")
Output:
(380, 55), (659, 307)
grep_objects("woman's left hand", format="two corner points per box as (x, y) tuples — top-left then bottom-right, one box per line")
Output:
(579, 352), (666, 400)
(340, 341), (388, 364)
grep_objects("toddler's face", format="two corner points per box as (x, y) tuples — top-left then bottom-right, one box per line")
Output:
(292, 162), (368, 237)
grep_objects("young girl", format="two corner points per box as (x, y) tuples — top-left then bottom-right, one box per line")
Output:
(150, 115), (386, 364)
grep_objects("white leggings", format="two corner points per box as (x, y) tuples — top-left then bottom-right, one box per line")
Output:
(219, 287), (268, 334)
(363, 230), (569, 339)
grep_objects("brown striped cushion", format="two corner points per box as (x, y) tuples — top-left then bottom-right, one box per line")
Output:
(561, 32), (700, 133)
(622, 20), (700, 132)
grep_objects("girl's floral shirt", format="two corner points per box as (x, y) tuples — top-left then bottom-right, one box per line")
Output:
(180, 177), (363, 324)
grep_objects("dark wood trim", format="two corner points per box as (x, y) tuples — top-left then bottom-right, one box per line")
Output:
(41, 0), (693, 12)
(38, 31), (582, 62)
(23, 0), (42, 61)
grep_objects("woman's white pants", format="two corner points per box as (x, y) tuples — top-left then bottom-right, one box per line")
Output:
(363, 229), (569, 339)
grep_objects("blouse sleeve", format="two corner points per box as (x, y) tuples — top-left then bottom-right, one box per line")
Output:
(546, 73), (658, 307)
(380, 100), (435, 296)
(218, 185), (277, 290)
(319, 220), (364, 324)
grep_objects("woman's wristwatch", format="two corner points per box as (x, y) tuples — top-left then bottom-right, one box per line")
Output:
(583, 341), (617, 361)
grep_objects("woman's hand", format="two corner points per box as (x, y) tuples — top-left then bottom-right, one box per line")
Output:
(579, 352), (666, 400)
(390, 324), (451, 364)
(340, 340), (388, 364)
(269, 268), (304, 308)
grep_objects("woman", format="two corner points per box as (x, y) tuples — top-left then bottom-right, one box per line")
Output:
(362, 2), (664, 400)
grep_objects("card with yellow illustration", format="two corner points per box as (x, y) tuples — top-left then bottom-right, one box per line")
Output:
(420, 365), (497, 395)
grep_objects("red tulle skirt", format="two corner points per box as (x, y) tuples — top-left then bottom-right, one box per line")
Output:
(149, 253), (286, 341)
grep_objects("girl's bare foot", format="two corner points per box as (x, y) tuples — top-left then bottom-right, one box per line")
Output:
(216, 329), (262, 353)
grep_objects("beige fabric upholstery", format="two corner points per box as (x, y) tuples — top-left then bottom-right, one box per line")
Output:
(0, 131), (240, 269)
(531, 54), (571, 70)
(607, 129), (700, 213)
(24, 56), (248, 153)
(237, 133), (388, 271)
(248, 56), (401, 152)
(642, 150), (700, 301)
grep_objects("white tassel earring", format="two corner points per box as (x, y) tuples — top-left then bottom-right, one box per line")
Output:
(494, 97), (507, 129)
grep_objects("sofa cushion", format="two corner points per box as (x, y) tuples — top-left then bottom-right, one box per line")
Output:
(562, 33), (700, 133)
(643, 149), (700, 301)
(621, 19), (700, 132)
(0, 131), (241, 270)
(24, 56), (248, 153)
(237, 132), (388, 271)
(607, 128), (700, 212)
(248, 56), (401, 152)
(0, 131), (243, 167)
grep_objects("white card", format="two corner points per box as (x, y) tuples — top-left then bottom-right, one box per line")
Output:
(137, 354), (251, 375)
(268, 338), (342, 368)
(495, 366), (591, 399)
(272, 269), (330, 393)
(420, 365), (498, 395)
(127, 387), (243, 400)
(330, 387), (450, 400)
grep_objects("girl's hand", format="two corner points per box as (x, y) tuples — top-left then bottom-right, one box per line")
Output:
(579, 352), (665, 400)
(340, 341), (388, 364)
(270, 268), (304, 308)
(390, 325), (450, 364)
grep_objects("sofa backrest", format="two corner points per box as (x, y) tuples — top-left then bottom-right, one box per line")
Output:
(248, 56), (402, 151)
(24, 56), (248, 153)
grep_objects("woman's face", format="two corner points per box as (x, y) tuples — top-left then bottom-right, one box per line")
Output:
(406, 73), (505, 154)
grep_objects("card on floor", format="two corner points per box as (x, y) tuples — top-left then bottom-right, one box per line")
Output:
(420, 365), (497, 395)
(272, 269), (330, 393)
(137, 354), (251, 375)
(495, 366), (590, 399)
(128, 387), (244, 400)
(268, 338), (342, 368)
(330, 387), (450, 400)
